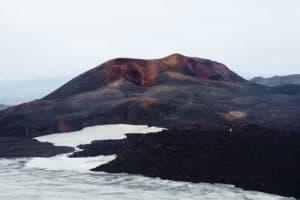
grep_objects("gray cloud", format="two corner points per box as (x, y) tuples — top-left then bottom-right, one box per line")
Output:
(0, 0), (300, 80)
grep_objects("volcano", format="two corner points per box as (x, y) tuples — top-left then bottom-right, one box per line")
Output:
(0, 54), (299, 137)
(44, 53), (245, 100)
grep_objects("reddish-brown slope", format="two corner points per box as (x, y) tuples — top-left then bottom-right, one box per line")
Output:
(44, 53), (245, 100)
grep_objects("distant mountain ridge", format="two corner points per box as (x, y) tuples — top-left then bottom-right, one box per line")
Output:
(250, 74), (300, 87)
(0, 105), (8, 110)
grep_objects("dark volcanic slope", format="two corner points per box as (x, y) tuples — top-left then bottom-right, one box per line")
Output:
(0, 54), (300, 137)
(71, 128), (300, 198)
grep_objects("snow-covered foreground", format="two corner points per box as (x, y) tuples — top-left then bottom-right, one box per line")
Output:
(26, 124), (164, 172)
(0, 159), (295, 200)
(2, 124), (295, 199)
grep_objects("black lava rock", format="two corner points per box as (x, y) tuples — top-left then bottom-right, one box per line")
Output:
(71, 128), (300, 199)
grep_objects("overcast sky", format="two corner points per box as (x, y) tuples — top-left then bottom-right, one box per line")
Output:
(0, 0), (300, 80)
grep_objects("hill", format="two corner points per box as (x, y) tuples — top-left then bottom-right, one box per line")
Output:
(251, 74), (300, 87)
(0, 54), (299, 137)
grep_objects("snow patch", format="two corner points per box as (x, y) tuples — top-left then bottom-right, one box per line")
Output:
(35, 124), (165, 148)
(25, 154), (116, 172)
(25, 124), (164, 172)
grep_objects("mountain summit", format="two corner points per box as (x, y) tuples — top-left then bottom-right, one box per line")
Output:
(44, 54), (244, 100)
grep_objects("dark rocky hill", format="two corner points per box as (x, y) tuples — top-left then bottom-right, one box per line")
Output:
(44, 53), (245, 100)
(0, 54), (300, 137)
